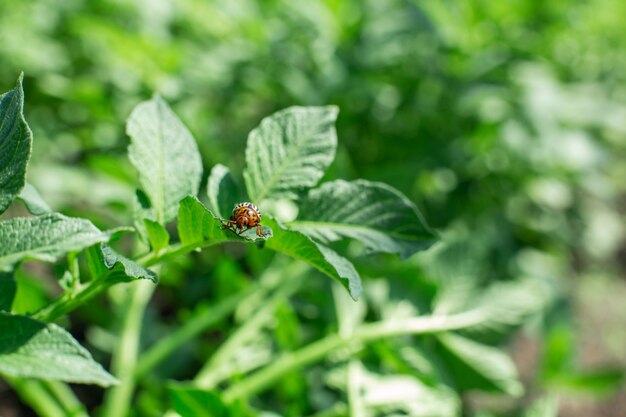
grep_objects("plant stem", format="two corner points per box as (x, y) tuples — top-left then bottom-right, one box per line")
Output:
(32, 279), (109, 322)
(222, 309), (486, 402)
(100, 280), (154, 417)
(42, 381), (89, 417)
(194, 266), (305, 388)
(8, 378), (67, 417)
(135, 284), (258, 379)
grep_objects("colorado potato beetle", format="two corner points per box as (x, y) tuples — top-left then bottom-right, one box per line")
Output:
(222, 202), (268, 237)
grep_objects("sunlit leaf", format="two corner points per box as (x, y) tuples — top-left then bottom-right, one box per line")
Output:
(291, 180), (436, 259)
(86, 244), (158, 284)
(438, 333), (523, 396)
(17, 183), (51, 215)
(0, 74), (32, 214)
(264, 217), (361, 300)
(178, 196), (271, 246)
(0, 312), (117, 386)
(207, 164), (245, 219)
(0, 214), (109, 272)
(244, 106), (338, 202)
(127, 95), (203, 224)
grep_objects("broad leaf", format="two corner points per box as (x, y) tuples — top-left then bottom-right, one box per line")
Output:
(177, 197), (360, 299)
(86, 244), (158, 284)
(0, 74), (33, 214)
(169, 384), (230, 417)
(144, 219), (170, 253)
(178, 196), (272, 246)
(263, 217), (362, 300)
(0, 271), (15, 312)
(207, 164), (245, 219)
(18, 183), (51, 215)
(0, 214), (109, 272)
(291, 180), (436, 259)
(127, 96), (203, 224)
(244, 106), (338, 202)
(354, 364), (459, 417)
(437, 333), (523, 396)
(0, 312), (117, 386)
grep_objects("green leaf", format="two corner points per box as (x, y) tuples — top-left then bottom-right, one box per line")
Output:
(244, 106), (338, 202)
(169, 384), (230, 417)
(0, 312), (117, 386)
(127, 95), (203, 224)
(207, 164), (245, 219)
(86, 244), (157, 283)
(144, 218), (170, 253)
(177, 196), (360, 299)
(0, 74), (33, 214)
(0, 214), (109, 272)
(17, 183), (52, 215)
(263, 217), (362, 300)
(291, 180), (436, 259)
(178, 196), (271, 246)
(349, 364), (460, 417)
(0, 271), (16, 312)
(437, 333), (523, 396)
(524, 396), (558, 417)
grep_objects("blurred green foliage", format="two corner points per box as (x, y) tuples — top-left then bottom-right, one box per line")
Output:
(1, 0), (625, 416)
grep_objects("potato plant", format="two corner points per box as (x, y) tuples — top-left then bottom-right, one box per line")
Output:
(1, 75), (553, 417)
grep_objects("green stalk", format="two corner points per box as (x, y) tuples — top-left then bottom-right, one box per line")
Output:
(8, 378), (67, 417)
(194, 266), (305, 388)
(32, 279), (109, 322)
(222, 309), (486, 402)
(135, 285), (257, 379)
(100, 280), (155, 417)
(42, 381), (89, 417)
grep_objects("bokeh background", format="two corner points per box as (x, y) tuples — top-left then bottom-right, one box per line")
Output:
(1, 0), (625, 416)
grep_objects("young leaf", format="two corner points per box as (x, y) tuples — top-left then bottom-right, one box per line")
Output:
(0, 312), (117, 386)
(244, 106), (338, 202)
(86, 244), (158, 283)
(290, 180), (436, 259)
(263, 217), (362, 300)
(127, 96), (203, 224)
(437, 333), (523, 396)
(0, 214), (109, 272)
(0, 271), (16, 312)
(177, 197), (360, 299)
(17, 183), (51, 215)
(144, 219), (170, 253)
(178, 195), (271, 246)
(169, 384), (230, 417)
(207, 164), (245, 219)
(0, 74), (33, 214)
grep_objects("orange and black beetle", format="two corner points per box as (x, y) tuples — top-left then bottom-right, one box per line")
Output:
(222, 202), (267, 237)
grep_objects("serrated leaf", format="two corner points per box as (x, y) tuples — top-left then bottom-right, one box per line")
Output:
(355, 365), (460, 417)
(0, 271), (16, 312)
(0, 214), (109, 272)
(178, 195), (271, 246)
(435, 277), (553, 341)
(263, 217), (362, 300)
(169, 384), (230, 417)
(177, 196), (360, 299)
(0, 312), (117, 386)
(437, 333), (523, 396)
(144, 218), (170, 253)
(291, 179), (436, 259)
(244, 106), (338, 202)
(207, 164), (245, 219)
(127, 95), (203, 224)
(0, 74), (33, 214)
(86, 244), (157, 283)
(18, 183), (51, 215)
